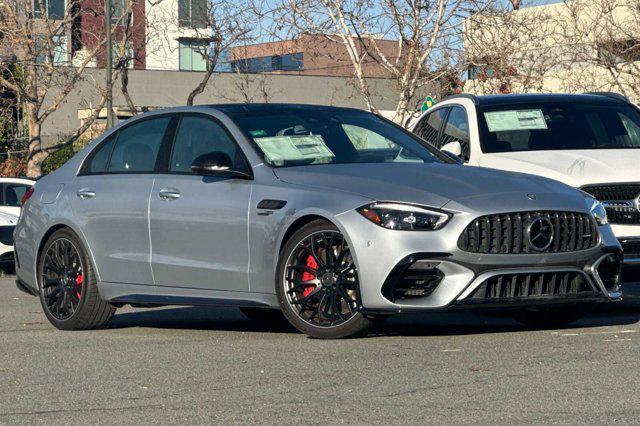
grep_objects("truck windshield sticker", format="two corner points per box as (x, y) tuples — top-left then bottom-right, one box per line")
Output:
(484, 109), (548, 132)
(254, 135), (335, 165)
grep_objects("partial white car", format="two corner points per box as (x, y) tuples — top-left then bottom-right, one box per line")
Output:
(0, 210), (18, 269)
(0, 177), (34, 216)
(410, 93), (640, 264)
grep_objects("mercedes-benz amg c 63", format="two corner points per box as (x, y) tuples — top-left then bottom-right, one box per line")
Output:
(14, 104), (623, 338)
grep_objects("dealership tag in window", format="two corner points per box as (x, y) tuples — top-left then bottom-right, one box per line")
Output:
(484, 109), (548, 132)
(254, 135), (335, 165)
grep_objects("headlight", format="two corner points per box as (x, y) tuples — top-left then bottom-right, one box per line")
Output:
(585, 196), (608, 225)
(357, 202), (451, 231)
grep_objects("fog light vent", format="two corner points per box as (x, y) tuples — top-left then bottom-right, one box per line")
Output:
(596, 254), (622, 291)
(382, 260), (444, 302)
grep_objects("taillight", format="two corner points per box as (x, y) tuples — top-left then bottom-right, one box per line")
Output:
(20, 187), (35, 206)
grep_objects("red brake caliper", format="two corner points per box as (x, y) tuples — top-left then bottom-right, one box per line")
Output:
(75, 274), (83, 299)
(301, 256), (317, 297)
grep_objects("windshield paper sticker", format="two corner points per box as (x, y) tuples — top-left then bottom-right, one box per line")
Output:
(254, 135), (335, 164)
(484, 109), (548, 132)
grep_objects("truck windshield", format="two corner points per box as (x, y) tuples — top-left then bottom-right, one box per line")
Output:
(478, 102), (640, 152)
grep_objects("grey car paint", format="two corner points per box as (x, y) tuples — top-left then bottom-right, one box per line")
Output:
(14, 105), (623, 313)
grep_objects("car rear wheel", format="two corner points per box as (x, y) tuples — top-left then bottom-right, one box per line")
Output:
(38, 228), (115, 330)
(510, 305), (589, 329)
(276, 220), (372, 339)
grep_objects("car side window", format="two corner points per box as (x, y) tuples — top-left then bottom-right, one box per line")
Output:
(2, 183), (31, 206)
(84, 134), (116, 174)
(415, 108), (448, 147)
(108, 117), (171, 173)
(170, 115), (245, 173)
(441, 106), (471, 161)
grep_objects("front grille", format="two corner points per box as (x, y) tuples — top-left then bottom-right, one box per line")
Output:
(458, 212), (598, 254)
(582, 184), (640, 225)
(466, 271), (597, 301)
(620, 239), (640, 259)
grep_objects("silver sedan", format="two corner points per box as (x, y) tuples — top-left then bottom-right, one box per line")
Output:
(14, 104), (623, 338)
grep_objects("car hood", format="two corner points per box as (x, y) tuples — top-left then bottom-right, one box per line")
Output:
(273, 163), (586, 213)
(480, 150), (640, 187)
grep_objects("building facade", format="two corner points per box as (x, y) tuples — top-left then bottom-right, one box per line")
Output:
(463, 0), (640, 101)
(230, 34), (402, 77)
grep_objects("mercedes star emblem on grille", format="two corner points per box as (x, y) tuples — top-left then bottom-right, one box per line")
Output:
(527, 216), (554, 252)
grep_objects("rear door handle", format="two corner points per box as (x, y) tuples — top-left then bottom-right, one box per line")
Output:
(76, 189), (95, 199)
(159, 188), (180, 201)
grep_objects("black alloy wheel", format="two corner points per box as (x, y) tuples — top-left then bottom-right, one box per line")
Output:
(277, 220), (372, 338)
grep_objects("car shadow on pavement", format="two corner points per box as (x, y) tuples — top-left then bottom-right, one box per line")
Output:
(104, 300), (640, 338)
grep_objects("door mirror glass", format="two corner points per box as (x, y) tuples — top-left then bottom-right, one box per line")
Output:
(441, 140), (462, 156)
(190, 152), (250, 179)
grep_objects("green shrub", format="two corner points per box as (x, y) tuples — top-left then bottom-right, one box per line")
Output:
(42, 145), (75, 175)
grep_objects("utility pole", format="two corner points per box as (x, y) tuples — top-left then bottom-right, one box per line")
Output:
(105, 0), (114, 129)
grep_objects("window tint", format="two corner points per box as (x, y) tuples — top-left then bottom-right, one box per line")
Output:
(3, 184), (30, 206)
(170, 116), (243, 173)
(415, 108), (448, 146)
(84, 135), (116, 174)
(479, 103), (640, 152)
(232, 110), (443, 167)
(108, 117), (170, 173)
(441, 106), (470, 161)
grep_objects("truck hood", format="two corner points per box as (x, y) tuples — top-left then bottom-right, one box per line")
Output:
(273, 163), (586, 213)
(480, 149), (640, 187)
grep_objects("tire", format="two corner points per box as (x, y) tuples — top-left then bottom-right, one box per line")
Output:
(240, 307), (287, 324)
(276, 220), (372, 339)
(510, 305), (590, 329)
(38, 228), (115, 330)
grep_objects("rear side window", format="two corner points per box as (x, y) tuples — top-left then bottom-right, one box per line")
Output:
(84, 135), (116, 174)
(170, 116), (244, 173)
(414, 108), (448, 146)
(2, 183), (31, 206)
(108, 117), (171, 173)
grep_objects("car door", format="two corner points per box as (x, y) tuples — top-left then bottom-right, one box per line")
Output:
(440, 106), (471, 162)
(71, 115), (173, 285)
(149, 113), (253, 291)
(413, 107), (450, 148)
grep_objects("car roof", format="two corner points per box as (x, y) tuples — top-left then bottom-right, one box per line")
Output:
(205, 103), (367, 116)
(442, 93), (630, 107)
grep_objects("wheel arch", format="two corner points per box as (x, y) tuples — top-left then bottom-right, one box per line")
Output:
(35, 222), (101, 289)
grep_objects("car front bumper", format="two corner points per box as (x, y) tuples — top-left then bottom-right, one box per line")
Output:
(338, 210), (623, 313)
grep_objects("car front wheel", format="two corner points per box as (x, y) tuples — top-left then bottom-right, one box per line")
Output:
(276, 220), (372, 339)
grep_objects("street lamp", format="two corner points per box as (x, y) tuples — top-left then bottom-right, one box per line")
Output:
(105, 0), (114, 129)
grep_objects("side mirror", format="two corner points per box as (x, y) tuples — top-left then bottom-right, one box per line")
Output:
(190, 152), (252, 179)
(441, 140), (462, 156)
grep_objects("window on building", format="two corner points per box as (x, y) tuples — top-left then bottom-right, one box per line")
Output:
(112, 40), (134, 68)
(110, 0), (127, 24)
(35, 35), (67, 65)
(597, 39), (640, 64)
(33, 0), (65, 20)
(231, 52), (304, 73)
(179, 40), (209, 71)
(178, 0), (208, 28)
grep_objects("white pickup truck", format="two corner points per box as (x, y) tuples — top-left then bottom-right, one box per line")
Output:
(410, 93), (640, 265)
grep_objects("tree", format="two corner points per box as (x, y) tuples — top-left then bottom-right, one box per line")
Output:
(0, 0), (130, 176)
(273, 0), (481, 125)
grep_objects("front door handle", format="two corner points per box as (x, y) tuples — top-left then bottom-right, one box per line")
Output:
(159, 188), (180, 201)
(76, 189), (95, 199)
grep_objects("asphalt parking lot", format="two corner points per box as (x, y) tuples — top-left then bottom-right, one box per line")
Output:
(3, 275), (640, 424)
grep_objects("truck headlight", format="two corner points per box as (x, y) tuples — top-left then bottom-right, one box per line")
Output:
(357, 202), (451, 231)
(586, 196), (608, 225)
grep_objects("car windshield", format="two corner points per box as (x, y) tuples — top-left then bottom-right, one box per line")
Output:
(478, 102), (640, 153)
(231, 109), (444, 167)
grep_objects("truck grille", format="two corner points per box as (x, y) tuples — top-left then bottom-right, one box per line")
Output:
(466, 271), (597, 301)
(458, 211), (598, 254)
(581, 184), (640, 225)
